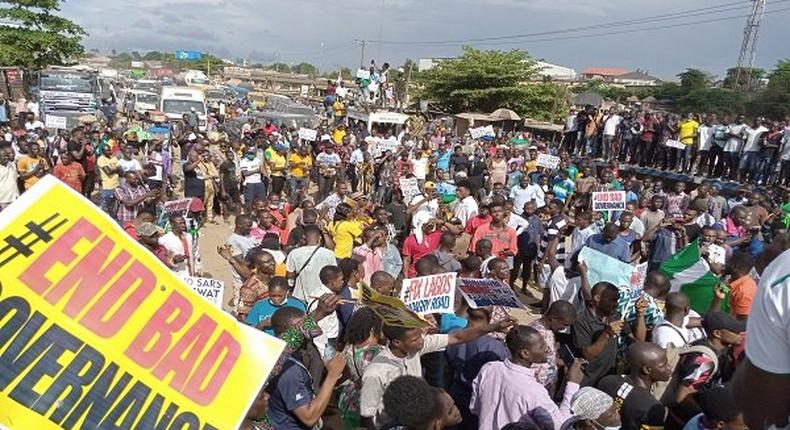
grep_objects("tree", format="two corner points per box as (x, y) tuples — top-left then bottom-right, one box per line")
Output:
(749, 59), (790, 118)
(0, 0), (86, 69)
(677, 68), (712, 89)
(418, 46), (542, 113)
(267, 62), (291, 73)
(723, 66), (765, 89)
(290, 62), (318, 76)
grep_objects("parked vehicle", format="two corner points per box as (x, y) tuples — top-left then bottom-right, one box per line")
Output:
(33, 67), (101, 128)
(160, 87), (207, 131)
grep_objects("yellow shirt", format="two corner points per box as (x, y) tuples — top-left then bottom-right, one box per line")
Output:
(289, 153), (313, 178)
(97, 155), (120, 190)
(331, 220), (363, 259)
(16, 155), (49, 190)
(679, 120), (700, 145)
(265, 148), (287, 177)
(333, 100), (345, 117)
(332, 128), (346, 145)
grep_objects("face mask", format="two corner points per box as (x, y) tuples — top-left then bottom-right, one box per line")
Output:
(245, 154), (255, 160)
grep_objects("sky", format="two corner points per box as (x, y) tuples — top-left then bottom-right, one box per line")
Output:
(60, 0), (789, 80)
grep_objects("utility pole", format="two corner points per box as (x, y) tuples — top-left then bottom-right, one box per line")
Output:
(734, 0), (766, 90)
(355, 39), (366, 69)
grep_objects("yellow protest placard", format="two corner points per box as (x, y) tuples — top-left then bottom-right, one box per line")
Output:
(0, 176), (284, 430)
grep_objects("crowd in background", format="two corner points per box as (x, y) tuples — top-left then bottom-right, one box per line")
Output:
(2, 87), (790, 430)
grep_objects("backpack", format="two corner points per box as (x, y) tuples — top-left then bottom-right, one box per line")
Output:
(653, 342), (719, 405)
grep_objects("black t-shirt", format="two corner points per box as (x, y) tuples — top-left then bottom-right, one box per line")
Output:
(571, 306), (631, 387)
(449, 153), (470, 173)
(599, 375), (666, 430)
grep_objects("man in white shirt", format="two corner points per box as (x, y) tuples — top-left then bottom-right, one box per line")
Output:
(694, 115), (714, 176)
(739, 117), (768, 183)
(651, 292), (703, 348)
(731, 249), (790, 430)
(723, 115), (747, 180)
(412, 150), (429, 182)
(286, 225), (338, 304)
(239, 147), (265, 212)
(509, 176), (537, 215)
(601, 111), (622, 161)
(158, 214), (201, 277)
(0, 146), (19, 210)
(453, 182), (478, 228)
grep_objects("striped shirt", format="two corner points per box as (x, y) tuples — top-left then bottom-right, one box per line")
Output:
(539, 215), (568, 264)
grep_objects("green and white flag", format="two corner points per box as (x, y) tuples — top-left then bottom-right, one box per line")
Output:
(659, 240), (728, 313)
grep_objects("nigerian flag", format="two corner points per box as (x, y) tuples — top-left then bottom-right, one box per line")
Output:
(659, 240), (729, 313)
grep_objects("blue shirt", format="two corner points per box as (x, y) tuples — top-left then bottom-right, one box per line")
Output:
(246, 298), (306, 336)
(585, 233), (631, 263)
(435, 150), (452, 171)
(268, 356), (314, 430)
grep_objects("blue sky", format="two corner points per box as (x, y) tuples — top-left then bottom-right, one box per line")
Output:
(60, 0), (789, 79)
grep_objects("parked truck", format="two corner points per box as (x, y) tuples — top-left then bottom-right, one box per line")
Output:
(34, 67), (101, 128)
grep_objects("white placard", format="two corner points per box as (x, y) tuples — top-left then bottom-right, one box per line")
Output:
(399, 273), (457, 315)
(180, 276), (225, 308)
(470, 125), (495, 139)
(336, 87), (349, 98)
(356, 69), (371, 80)
(665, 139), (686, 150)
(399, 177), (421, 204)
(373, 138), (399, 157)
(536, 153), (560, 169)
(298, 128), (318, 141)
(45, 115), (68, 130)
(592, 191), (627, 212)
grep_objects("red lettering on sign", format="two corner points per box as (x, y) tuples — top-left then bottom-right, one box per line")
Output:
(19, 218), (101, 295)
(81, 260), (156, 338)
(126, 291), (192, 367)
(48, 237), (131, 319)
(182, 330), (241, 406)
(152, 313), (217, 391)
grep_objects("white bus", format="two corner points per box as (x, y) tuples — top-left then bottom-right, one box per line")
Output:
(160, 87), (207, 131)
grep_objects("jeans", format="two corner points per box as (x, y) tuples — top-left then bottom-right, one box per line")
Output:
(601, 135), (615, 160)
(243, 182), (266, 211)
(100, 189), (116, 215)
(740, 152), (761, 182)
(317, 175), (335, 202)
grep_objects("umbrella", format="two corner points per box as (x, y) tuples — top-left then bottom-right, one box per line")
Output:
(489, 108), (521, 121)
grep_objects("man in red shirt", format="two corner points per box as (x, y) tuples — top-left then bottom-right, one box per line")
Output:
(402, 218), (442, 278)
(470, 201), (518, 261)
(53, 152), (86, 192)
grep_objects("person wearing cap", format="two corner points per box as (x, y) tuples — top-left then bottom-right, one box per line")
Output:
(136, 222), (173, 268)
(560, 386), (620, 430)
(667, 311), (745, 427)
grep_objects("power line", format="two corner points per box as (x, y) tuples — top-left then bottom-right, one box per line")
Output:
(362, 0), (790, 46)
(360, 5), (790, 48)
(453, 6), (790, 47)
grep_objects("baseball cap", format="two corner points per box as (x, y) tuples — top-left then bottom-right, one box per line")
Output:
(424, 181), (436, 189)
(702, 311), (746, 334)
(570, 387), (614, 420)
(136, 222), (164, 238)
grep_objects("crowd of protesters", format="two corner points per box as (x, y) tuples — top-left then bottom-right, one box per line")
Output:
(1, 86), (790, 430)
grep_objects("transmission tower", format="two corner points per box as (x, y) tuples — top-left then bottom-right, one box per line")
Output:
(734, 0), (766, 90)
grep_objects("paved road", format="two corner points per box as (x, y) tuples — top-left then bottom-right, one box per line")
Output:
(198, 219), (236, 311)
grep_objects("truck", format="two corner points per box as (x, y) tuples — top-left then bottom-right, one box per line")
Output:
(34, 67), (101, 128)
(175, 69), (210, 88)
(160, 87), (207, 131)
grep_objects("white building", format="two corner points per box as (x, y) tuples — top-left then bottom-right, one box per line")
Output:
(535, 61), (577, 81)
(417, 57), (454, 71)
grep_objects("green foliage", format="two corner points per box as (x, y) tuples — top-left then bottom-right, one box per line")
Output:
(748, 60), (790, 119)
(0, 0), (86, 69)
(417, 47), (542, 113)
(673, 88), (747, 116)
(723, 66), (765, 89)
(290, 62), (318, 76)
(677, 68), (711, 89)
(267, 62), (291, 73)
